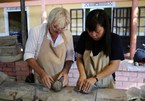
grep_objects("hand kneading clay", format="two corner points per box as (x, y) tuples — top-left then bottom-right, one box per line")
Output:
(51, 77), (64, 92)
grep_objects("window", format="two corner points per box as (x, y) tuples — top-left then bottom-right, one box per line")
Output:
(138, 7), (145, 36)
(112, 7), (131, 36)
(112, 7), (145, 52)
(4, 7), (29, 45)
(137, 7), (145, 49)
(70, 9), (84, 36)
(112, 7), (131, 53)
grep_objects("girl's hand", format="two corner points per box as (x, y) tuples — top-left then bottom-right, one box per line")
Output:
(82, 77), (97, 93)
(76, 76), (86, 91)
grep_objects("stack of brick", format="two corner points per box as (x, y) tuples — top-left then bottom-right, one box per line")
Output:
(0, 35), (28, 82)
(0, 61), (30, 82)
(115, 60), (145, 89)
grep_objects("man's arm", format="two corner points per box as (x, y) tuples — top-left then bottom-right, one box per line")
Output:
(62, 60), (73, 74)
(26, 58), (46, 77)
(26, 58), (53, 88)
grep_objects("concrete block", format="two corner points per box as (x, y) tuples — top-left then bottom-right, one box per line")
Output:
(0, 72), (8, 84)
(0, 53), (22, 62)
(0, 35), (17, 46)
(0, 45), (22, 56)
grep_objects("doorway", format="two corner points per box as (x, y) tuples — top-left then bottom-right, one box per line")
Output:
(4, 7), (29, 45)
(8, 11), (28, 45)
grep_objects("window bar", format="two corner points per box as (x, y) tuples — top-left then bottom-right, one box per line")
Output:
(119, 9), (121, 35)
(115, 9), (118, 34)
(138, 7), (140, 36)
(76, 10), (78, 35)
(123, 8), (125, 36)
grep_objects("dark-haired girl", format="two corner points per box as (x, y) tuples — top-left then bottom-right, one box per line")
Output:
(75, 9), (124, 94)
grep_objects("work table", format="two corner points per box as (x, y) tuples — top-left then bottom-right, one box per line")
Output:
(0, 81), (126, 101)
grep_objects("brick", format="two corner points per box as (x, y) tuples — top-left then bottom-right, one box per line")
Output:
(115, 81), (123, 86)
(0, 67), (3, 71)
(16, 71), (29, 76)
(0, 63), (7, 68)
(15, 61), (28, 68)
(68, 82), (76, 86)
(129, 77), (143, 82)
(21, 66), (30, 72)
(73, 73), (79, 78)
(122, 82), (137, 89)
(70, 69), (79, 73)
(69, 78), (77, 83)
(68, 78), (77, 86)
(116, 76), (128, 81)
(115, 82), (124, 89)
(6, 62), (15, 68)
(69, 69), (79, 78)
(68, 73), (73, 77)
(122, 71), (137, 77)
(3, 67), (14, 72)
(115, 71), (122, 76)
(15, 66), (21, 71)
(138, 72), (145, 78)
(118, 65), (128, 71)
(69, 69), (79, 74)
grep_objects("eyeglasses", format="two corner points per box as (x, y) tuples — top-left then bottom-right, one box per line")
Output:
(50, 23), (66, 34)
(53, 24), (66, 32)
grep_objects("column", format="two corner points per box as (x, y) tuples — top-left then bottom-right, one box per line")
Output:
(41, 0), (47, 23)
(130, 0), (138, 59)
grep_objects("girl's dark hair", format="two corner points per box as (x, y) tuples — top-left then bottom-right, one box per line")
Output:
(86, 9), (111, 56)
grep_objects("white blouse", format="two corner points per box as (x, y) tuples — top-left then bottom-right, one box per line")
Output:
(24, 23), (74, 61)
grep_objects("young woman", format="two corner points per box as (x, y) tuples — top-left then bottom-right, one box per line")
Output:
(75, 9), (124, 93)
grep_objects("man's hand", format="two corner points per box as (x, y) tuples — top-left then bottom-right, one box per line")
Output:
(40, 72), (54, 88)
(57, 71), (69, 87)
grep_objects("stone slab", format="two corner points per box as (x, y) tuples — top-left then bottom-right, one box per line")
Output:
(0, 81), (127, 101)
(0, 36), (18, 46)
(0, 53), (22, 62)
(0, 45), (22, 56)
(0, 72), (8, 85)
